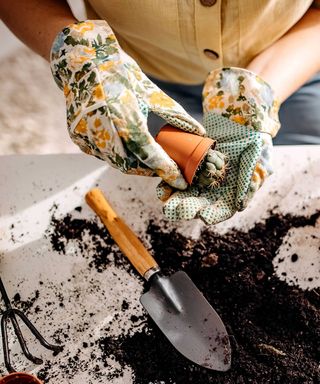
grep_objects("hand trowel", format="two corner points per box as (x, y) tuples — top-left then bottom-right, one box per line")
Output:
(85, 188), (231, 371)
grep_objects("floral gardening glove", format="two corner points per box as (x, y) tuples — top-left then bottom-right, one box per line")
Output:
(159, 67), (280, 224)
(50, 20), (204, 190)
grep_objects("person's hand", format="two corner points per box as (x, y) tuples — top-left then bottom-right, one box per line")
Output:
(159, 67), (280, 224)
(50, 20), (204, 190)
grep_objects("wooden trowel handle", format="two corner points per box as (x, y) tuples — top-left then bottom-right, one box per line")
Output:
(85, 188), (159, 279)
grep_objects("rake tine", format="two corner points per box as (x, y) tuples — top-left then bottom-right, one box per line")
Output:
(1, 311), (15, 373)
(0, 277), (63, 372)
(12, 309), (62, 353)
(8, 309), (43, 365)
(0, 278), (11, 309)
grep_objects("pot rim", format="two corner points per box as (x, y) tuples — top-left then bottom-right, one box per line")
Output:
(0, 372), (43, 384)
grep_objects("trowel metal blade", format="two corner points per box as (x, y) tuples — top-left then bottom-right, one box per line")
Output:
(140, 271), (231, 371)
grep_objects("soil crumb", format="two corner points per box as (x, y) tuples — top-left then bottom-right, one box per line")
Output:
(37, 210), (320, 384)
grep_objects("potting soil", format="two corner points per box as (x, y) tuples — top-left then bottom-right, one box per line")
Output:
(32, 209), (320, 383)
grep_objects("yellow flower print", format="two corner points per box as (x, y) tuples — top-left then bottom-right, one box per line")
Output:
(206, 95), (225, 110)
(93, 84), (105, 100)
(63, 85), (70, 97)
(108, 34), (117, 42)
(94, 129), (111, 149)
(99, 61), (114, 72)
(72, 21), (95, 35)
(96, 140), (106, 149)
(75, 118), (87, 134)
(255, 75), (267, 86)
(53, 19), (210, 180)
(231, 115), (246, 125)
(68, 48), (95, 70)
(149, 91), (175, 108)
(98, 130), (110, 141)
(251, 163), (267, 185)
(94, 118), (102, 128)
(133, 70), (142, 81)
(70, 56), (87, 66)
(83, 47), (96, 56)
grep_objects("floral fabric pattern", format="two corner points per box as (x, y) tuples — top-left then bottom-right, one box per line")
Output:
(203, 67), (280, 137)
(203, 67), (280, 205)
(50, 20), (205, 190)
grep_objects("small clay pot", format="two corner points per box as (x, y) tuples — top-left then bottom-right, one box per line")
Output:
(155, 125), (215, 185)
(0, 372), (42, 384)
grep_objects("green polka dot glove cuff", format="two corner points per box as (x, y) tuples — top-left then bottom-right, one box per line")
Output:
(50, 20), (205, 190)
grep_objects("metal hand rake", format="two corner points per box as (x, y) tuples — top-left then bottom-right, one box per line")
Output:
(0, 277), (62, 373)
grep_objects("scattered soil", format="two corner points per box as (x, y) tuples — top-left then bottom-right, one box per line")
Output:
(48, 210), (129, 273)
(37, 210), (320, 383)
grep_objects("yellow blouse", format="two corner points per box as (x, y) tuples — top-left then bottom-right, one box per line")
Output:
(85, 0), (314, 84)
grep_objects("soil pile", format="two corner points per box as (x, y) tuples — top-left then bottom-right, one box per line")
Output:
(39, 210), (319, 383)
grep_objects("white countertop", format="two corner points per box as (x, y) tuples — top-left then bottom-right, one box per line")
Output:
(0, 147), (319, 382)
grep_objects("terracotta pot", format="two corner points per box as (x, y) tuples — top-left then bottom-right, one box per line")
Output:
(0, 372), (42, 384)
(155, 125), (215, 185)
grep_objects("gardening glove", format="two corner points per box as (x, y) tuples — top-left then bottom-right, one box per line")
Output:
(158, 67), (280, 224)
(50, 20), (204, 190)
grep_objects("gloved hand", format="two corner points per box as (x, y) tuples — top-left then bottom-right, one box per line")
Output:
(159, 67), (280, 224)
(50, 20), (204, 190)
